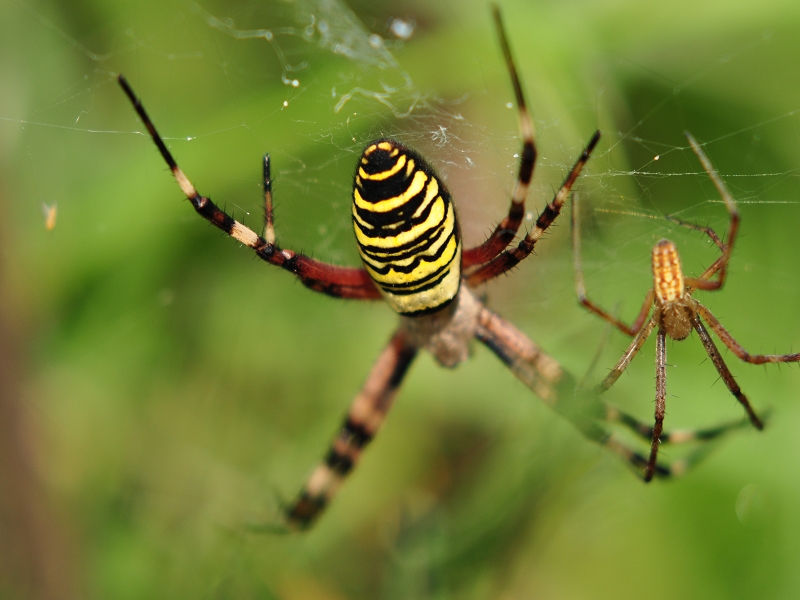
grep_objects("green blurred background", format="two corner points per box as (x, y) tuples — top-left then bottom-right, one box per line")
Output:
(2, 0), (800, 598)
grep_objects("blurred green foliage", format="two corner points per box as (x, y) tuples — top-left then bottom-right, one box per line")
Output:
(2, 0), (800, 598)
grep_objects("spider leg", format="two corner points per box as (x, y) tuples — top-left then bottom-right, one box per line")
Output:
(474, 307), (678, 477)
(692, 315), (764, 430)
(602, 408), (751, 480)
(598, 318), (657, 392)
(664, 214), (725, 253)
(284, 329), (417, 530)
(467, 131), (601, 286)
(677, 220), (727, 287)
(118, 75), (381, 300)
(605, 404), (752, 446)
(462, 7), (535, 268)
(262, 154), (275, 245)
(571, 192), (656, 336)
(695, 302), (800, 365)
(683, 132), (740, 292)
(643, 329), (668, 482)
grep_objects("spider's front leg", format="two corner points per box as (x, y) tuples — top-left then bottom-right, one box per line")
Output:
(284, 329), (417, 530)
(459, 7), (600, 279)
(461, 6), (536, 269)
(118, 75), (381, 300)
(466, 131), (601, 286)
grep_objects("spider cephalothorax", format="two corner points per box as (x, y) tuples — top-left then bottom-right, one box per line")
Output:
(652, 239), (693, 341)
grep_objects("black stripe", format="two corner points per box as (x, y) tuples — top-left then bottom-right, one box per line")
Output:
(535, 203), (562, 230)
(519, 141), (536, 184)
(476, 331), (514, 367)
(380, 267), (451, 294)
(357, 167), (418, 202)
(357, 215), (449, 256)
(360, 146), (404, 176)
(325, 449), (354, 475)
(389, 347), (417, 388)
(397, 294), (457, 316)
(359, 233), (435, 263)
(193, 196), (236, 234)
(354, 186), (442, 231)
(286, 492), (326, 528)
(362, 229), (456, 277)
(342, 418), (373, 448)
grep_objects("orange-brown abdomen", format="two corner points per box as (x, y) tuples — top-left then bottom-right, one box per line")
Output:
(652, 239), (684, 304)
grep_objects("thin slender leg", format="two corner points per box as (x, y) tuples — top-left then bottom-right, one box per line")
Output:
(462, 7), (535, 268)
(605, 404), (751, 445)
(475, 307), (751, 478)
(644, 329), (667, 482)
(695, 302), (800, 365)
(284, 329), (417, 530)
(118, 75), (381, 300)
(474, 307), (672, 477)
(467, 131), (601, 286)
(664, 214), (725, 252)
(598, 318), (657, 392)
(262, 154), (275, 245)
(572, 192), (655, 336)
(692, 316), (764, 430)
(683, 132), (740, 292)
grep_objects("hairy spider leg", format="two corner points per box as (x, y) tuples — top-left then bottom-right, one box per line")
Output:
(284, 330), (417, 530)
(474, 307), (745, 478)
(681, 132), (739, 293)
(462, 6), (536, 268)
(467, 130), (601, 286)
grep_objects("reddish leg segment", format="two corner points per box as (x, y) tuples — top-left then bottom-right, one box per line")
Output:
(118, 75), (381, 300)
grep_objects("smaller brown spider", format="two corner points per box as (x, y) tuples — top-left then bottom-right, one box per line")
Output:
(572, 131), (800, 482)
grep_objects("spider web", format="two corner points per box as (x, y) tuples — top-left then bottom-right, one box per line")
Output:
(4, 0), (800, 411)
(5, 0), (800, 279)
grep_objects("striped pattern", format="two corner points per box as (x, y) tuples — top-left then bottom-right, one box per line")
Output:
(652, 239), (685, 304)
(352, 139), (461, 315)
(285, 330), (417, 529)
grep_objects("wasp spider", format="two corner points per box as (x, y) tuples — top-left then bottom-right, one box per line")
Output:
(572, 131), (800, 482)
(119, 9), (746, 530)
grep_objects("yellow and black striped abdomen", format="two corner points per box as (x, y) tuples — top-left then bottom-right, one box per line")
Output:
(352, 139), (461, 315)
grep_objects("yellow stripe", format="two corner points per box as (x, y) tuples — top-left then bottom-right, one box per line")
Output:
(352, 204), (412, 232)
(352, 177), (440, 231)
(377, 245), (462, 314)
(412, 177), (439, 219)
(358, 154), (406, 181)
(352, 206), (374, 230)
(353, 170), (427, 213)
(360, 202), (453, 262)
(364, 235), (458, 286)
(354, 196), (444, 249)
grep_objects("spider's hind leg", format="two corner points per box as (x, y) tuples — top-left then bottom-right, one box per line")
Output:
(601, 403), (757, 479)
(283, 329), (417, 530)
(474, 306), (750, 480)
